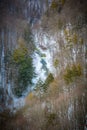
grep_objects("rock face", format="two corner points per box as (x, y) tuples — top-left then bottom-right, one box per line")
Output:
(0, 0), (51, 24)
(0, 0), (52, 111)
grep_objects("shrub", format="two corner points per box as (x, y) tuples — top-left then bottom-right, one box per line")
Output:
(51, 1), (58, 9)
(12, 44), (28, 64)
(64, 64), (82, 84)
(53, 59), (59, 68)
(72, 33), (78, 44)
(61, 0), (65, 5)
(42, 73), (54, 92)
(45, 112), (57, 129)
(12, 44), (35, 97)
(35, 73), (54, 94)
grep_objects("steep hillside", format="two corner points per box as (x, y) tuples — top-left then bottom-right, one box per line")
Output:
(0, 0), (87, 130)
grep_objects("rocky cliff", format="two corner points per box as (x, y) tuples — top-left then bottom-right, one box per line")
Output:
(0, 0), (52, 111)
